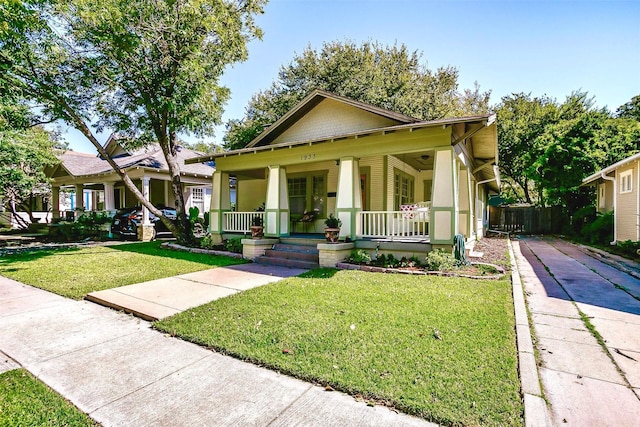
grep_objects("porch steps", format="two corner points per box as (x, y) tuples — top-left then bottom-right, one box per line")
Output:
(255, 241), (320, 270)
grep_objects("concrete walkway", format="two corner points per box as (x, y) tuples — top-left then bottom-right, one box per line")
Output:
(0, 275), (434, 426)
(513, 236), (640, 426)
(86, 263), (308, 321)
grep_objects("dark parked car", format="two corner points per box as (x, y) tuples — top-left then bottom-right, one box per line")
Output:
(111, 206), (176, 240)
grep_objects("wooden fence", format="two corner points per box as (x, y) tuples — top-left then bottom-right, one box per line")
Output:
(489, 206), (564, 235)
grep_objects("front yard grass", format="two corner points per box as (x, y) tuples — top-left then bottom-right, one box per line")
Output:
(156, 269), (523, 426)
(0, 369), (98, 426)
(0, 241), (245, 299)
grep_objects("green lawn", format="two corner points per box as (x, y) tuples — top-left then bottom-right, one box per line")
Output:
(0, 369), (98, 426)
(156, 269), (523, 426)
(0, 242), (245, 299)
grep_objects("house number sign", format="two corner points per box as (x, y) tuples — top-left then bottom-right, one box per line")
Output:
(300, 153), (316, 161)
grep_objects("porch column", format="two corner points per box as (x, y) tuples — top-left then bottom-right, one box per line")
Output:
(430, 147), (458, 245)
(457, 167), (472, 238)
(209, 170), (230, 242)
(265, 165), (289, 237)
(141, 176), (151, 225)
(103, 182), (115, 212)
(335, 157), (362, 240)
(74, 184), (84, 220)
(51, 186), (60, 219)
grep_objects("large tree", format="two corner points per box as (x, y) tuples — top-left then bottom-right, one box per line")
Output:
(0, 0), (266, 244)
(0, 92), (60, 229)
(496, 91), (640, 208)
(616, 94), (640, 121)
(224, 40), (491, 149)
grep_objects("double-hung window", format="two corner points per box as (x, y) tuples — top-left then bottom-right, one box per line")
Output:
(620, 170), (632, 194)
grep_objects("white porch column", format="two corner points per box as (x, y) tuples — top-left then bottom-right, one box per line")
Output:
(457, 167), (472, 238)
(209, 171), (231, 240)
(265, 165), (289, 237)
(335, 157), (362, 240)
(103, 182), (115, 212)
(430, 147), (458, 245)
(74, 184), (84, 220)
(51, 186), (60, 219)
(141, 176), (151, 225)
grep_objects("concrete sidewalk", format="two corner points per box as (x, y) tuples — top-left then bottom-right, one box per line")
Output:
(513, 236), (640, 426)
(0, 275), (434, 426)
(86, 263), (308, 321)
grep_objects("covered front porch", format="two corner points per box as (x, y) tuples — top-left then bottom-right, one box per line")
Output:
(187, 91), (499, 265)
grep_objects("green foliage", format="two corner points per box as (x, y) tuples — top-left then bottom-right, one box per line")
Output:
(425, 249), (457, 271)
(0, 0), (266, 244)
(223, 237), (243, 254)
(0, 94), (60, 229)
(188, 206), (200, 223)
(496, 91), (640, 209)
(251, 215), (263, 226)
(324, 213), (341, 228)
(224, 40), (491, 149)
(0, 241), (245, 299)
(581, 211), (614, 245)
(347, 249), (371, 264)
(617, 240), (640, 258)
(570, 206), (597, 236)
(616, 94), (640, 121)
(0, 369), (98, 426)
(156, 270), (522, 426)
(199, 233), (223, 250)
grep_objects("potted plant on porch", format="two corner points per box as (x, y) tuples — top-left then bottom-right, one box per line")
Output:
(250, 215), (264, 239)
(324, 214), (342, 243)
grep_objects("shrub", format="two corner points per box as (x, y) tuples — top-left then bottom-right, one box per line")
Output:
(200, 234), (222, 250)
(571, 206), (597, 236)
(399, 256), (422, 268)
(425, 249), (457, 271)
(223, 237), (243, 254)
(372, 253), (399, 268)
(347, 249), (371, 264)
(617, 240), (640, 258)
(581, 211), (613, 244)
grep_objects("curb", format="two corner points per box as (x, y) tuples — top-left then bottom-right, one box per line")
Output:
(508, 238), (553, 427)
(573, 242), (640, 281)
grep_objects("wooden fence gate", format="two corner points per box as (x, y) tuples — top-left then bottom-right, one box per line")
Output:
(489, 206), (564, 235)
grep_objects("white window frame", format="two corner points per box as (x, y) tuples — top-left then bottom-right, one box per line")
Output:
(620, 170), (633, 194)
(191, 187), (204, 202)
(598, 183), (606, 209)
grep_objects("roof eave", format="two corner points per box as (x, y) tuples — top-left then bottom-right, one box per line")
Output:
(186, 114), (495, 165)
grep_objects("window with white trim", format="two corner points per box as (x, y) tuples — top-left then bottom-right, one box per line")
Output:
(598, 183), (606, 209)
(620, 170), (633, 194)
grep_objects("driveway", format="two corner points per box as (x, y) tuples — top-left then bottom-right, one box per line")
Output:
(513, 236), (640, 426)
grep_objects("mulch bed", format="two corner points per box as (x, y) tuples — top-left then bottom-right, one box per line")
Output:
(338, 235), (510, 279)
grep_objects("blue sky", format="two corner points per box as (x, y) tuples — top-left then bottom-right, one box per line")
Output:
(65, 0), (640, 153)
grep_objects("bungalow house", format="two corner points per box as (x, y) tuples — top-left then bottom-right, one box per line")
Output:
(187, 90), (500, 267)
(45, 135), (214, 227)
(582, 152), (640, 243)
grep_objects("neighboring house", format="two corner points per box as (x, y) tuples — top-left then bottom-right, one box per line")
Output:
(582, 152), (640, 243)
(45, 135), (214, 222)
(187, 90), (500, 261)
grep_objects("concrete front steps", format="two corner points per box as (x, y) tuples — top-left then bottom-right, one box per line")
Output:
(254, 238), (324, 269)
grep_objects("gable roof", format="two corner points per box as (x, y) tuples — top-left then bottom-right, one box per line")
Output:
(245, 89), (420, 148)
(582, 152), (640, 185)
(50, 139), (214, 180)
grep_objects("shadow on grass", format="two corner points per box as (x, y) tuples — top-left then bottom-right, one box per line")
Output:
(297, 268), (340, 279)
(109, 241), (247, 267)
